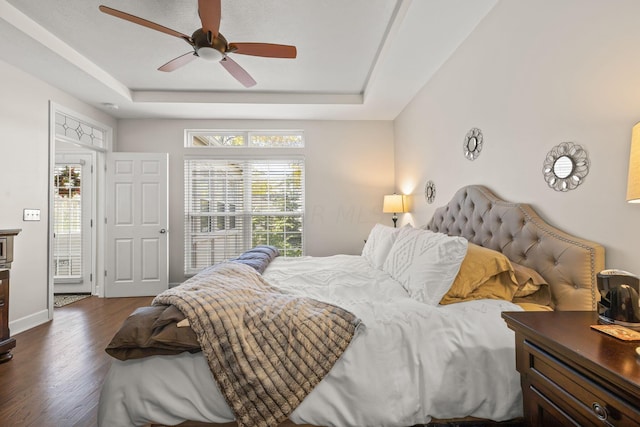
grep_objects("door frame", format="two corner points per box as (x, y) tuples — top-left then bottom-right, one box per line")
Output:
(48, 102), (112, 320)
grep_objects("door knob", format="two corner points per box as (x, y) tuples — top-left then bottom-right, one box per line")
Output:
(159, 229), (167, 234)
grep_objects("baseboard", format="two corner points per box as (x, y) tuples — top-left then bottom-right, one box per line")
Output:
(169, 282), (181, 288)
(9, 309), (50, 335)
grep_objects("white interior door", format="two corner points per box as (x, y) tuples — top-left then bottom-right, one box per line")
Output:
(53, 153), (94, 294)
(105, 153), (169, 297)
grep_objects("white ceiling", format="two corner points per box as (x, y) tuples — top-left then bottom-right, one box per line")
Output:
(0, 0), (497, 120)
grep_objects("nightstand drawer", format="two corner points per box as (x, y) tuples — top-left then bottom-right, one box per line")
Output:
(523, 340), (640, 426)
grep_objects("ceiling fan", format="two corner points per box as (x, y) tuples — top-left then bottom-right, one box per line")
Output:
(98, 0), (297, 87)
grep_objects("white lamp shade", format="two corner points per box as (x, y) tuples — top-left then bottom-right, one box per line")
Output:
(383, 194), (407, 213)
(627, 122), (640, 202)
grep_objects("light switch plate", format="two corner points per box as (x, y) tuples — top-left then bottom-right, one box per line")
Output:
(23, 208), (41, 221)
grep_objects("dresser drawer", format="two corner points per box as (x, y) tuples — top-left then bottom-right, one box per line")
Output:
(0, 273), (7, 310)
(522, 340), (640, 426)
(0, 279), (6, 304)
(0, 272), (8, 342)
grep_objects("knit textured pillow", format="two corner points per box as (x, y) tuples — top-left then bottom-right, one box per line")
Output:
(383, 227), (468, 305)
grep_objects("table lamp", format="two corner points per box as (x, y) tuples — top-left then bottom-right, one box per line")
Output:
(383, 194), (407, 228)
(627, 122), (640, 203)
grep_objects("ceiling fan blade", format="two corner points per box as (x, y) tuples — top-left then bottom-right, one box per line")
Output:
(229, 43), (297, 59)
(99, 5), (192, 43)
(220, 56), (256, 88)
(158, 52), (197, 72)
(198, 0), (221, 39)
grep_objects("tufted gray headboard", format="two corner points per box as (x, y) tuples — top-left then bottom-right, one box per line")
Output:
(425, 185), (605, 311)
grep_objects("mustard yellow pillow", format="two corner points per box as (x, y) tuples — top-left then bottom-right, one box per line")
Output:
(440, 270), (520, 305)
(515, 302), (553, 312)
(512, 262), (548, 297)
(513, 283), (553, 308)
(509, 263), (552, 308)
(440, 243), (517, 304)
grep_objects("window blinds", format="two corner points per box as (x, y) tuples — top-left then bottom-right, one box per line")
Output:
(184, 158), (304, 274)
(53, 164), (83, 279)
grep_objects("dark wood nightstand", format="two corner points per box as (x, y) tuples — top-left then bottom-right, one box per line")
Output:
(502, 311), (640, 427)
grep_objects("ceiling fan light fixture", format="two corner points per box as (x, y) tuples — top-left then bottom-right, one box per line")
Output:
(197, 46), (224, 62)
(99, 3), (297, 87)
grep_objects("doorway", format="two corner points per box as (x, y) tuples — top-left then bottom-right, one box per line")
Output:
(48, 103), (110, 319)
(53, 152), (94, 294)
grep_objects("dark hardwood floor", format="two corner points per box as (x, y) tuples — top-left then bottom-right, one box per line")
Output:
(0, 296), (153, 427)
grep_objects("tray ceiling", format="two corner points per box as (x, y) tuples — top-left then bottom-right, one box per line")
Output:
(0, 0), (497, 119)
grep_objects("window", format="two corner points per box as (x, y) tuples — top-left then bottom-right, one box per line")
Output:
(186, 130), (304, 148)
(184, 158), (304, 274)
(55, 111), (107, 150)
(53, 164), (83, 279)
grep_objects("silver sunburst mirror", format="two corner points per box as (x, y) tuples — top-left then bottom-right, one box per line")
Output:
(463, 128), (483, 160)
(425, 180), (436, 204)
(542, 142), (590, 192)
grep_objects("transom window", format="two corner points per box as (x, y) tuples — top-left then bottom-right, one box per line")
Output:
(55, 112), (106, 150)
(185, 130), (304, 148)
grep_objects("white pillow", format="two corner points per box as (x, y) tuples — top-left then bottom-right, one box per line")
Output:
(362, 223), (404, 269)
(383, 227), (468, 305)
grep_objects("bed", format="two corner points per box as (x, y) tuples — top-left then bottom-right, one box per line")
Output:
(97, 185), (605, 427)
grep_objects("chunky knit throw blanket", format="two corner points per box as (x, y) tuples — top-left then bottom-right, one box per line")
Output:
(152, 262), (361, 427)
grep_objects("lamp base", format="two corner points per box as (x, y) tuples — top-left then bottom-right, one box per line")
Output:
(392, 214), (398, 228)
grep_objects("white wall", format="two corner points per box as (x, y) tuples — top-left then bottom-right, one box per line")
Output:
(394, 0), (640, 274)
(0, 60), (394, 326)
(0, 59), (116, 331)
(116, 119), (395, 284)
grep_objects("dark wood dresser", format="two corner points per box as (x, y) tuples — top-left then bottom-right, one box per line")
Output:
(0, 228), (20, 363)
(0, 268), (14, 363)
(502, 311), (640, 426)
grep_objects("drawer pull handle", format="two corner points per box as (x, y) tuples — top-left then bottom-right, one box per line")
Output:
(592, 402), (608, 421)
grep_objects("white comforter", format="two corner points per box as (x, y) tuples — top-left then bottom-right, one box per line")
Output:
(98, 255), (523, 427)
